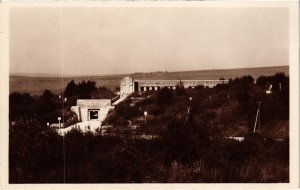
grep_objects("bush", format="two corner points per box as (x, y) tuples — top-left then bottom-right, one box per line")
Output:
(215, 83), (230, 91)
(195, 85), (205, 90)
(230, 75), (254, 87)
(9, 92), (35, 120)
(148, 104), (164, 116)
(235, 85), (251, 113)
(161, 116), (209, 164)
(9, 119), (64, 183)
(175, 81), (186, 96)
(116, 104), (141, 120)
(34, 90), (56, 116)
(157, 87), (173, 105)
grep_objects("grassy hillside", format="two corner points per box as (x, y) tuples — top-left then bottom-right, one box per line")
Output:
(131, 65), (289, 80)
(9, 65), (288, 96)
(9, 72), (289, 183)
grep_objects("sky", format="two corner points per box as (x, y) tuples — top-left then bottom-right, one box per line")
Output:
(9, 7), (289, 76)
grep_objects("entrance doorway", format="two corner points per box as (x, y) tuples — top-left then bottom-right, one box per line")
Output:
(89, 109), (99, 120)
(134, 81), (139, 92)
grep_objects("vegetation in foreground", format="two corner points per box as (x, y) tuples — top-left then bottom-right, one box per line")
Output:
(9, 73), (289, 183)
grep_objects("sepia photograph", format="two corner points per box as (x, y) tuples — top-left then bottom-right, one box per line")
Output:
(0, 1), (299, 189)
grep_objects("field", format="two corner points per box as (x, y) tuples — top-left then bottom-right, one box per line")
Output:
(10, 66), (288, 96)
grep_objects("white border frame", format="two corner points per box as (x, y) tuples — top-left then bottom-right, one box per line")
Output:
(0, 1), (299, 189)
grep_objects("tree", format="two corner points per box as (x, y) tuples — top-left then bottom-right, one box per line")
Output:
(64, 80), (77, 97)
(272, 72), (288, 91)
(9, 92), (35, 120)
(175, 81), (186, 96)
(41, 89), (55, 101)
(64, 80), (98, 98)
(34, 90), (56, 116)
(256, 76), (272, 88)
(240, 75), (254, 84)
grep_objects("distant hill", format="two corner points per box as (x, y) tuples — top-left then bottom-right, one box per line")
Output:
(130, 65), (289, 80)
(10, 65), (289, 95)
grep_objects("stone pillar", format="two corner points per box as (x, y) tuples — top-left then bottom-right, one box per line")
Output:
(143, 86), (147, 92)
(149, 87), (152, 91)
(154, 86), (158, 91)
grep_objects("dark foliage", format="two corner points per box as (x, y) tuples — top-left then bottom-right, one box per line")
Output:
(9, 118), (289, 183)
(271, 72), (289, 91)
(161, 116), (210, 164)
(115, 104), (141, 120)
(256, 76), (272, 89)
(9, 92), (35, 119)
(9, 73), (289, 183)
(157, 87), (173, 105)
(215, 83), (230, 91)
(64, 80), (97, 98)
(9, 119), (64, 183)
(34, 90), (56, 116)
(9, 90), (57, 120)
(64, 80), (77, 97)
(235, 85), (251, 114)
(175, 81), (186, 96)
(256, 72), (289, 91)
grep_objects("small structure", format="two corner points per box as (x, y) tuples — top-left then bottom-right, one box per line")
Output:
(71, 99), (113, 122)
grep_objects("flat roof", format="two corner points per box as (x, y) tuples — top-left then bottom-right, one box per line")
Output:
(76, 99), (111, 108)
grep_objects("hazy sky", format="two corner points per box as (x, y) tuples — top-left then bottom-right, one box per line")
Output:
(10, 7), (289, 76)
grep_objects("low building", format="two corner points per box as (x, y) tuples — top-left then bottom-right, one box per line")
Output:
(120, 77), (229, 97)
(71, 99), (113, 122)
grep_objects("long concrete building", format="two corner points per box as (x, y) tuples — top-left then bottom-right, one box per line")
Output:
(120, 77), (228, 97)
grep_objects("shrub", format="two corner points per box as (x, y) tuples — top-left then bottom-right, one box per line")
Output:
(116, 104), (141, 120)
(157, 87), (173, 105)
(148, 104), (164, 116)
(215, 83), (230, 91)
(9, 92), (35, 120)
(235, 86), (250, 113)
(175, 81), (186, 96)
(195, 85), (205, 90)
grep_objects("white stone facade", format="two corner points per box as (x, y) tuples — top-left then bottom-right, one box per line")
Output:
(119, 77), (229, 94)
(120, 77), (134, 98)
(71, 99), (113, 122)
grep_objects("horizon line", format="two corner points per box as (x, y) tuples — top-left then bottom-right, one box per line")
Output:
(9, 64), (289, 78)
